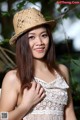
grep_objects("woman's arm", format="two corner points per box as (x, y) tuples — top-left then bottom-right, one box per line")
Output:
(0, 70), (45, 120)
(59, 64), (77, 120)
(64, 89), (77, 120)
(0, 70), (28, 120)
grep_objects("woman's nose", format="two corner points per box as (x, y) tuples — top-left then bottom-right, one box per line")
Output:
(36, 37), (43, 45)
(36, 37), (42, 45)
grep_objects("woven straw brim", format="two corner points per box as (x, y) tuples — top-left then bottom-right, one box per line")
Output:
(9, 20), (56, 45)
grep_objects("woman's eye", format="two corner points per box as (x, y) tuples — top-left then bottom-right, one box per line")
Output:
(42, 34), (48, 38)
(28, 36), (35, 40)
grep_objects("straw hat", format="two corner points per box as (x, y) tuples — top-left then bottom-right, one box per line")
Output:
(9, 8), (56, 45)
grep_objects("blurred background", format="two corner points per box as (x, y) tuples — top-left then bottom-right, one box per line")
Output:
(0, 0), (80, 119)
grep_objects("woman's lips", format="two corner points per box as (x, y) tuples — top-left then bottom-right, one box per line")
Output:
(34, 47), (45, 52)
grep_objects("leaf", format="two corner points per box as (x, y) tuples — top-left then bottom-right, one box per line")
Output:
(1, 11), (10, 16)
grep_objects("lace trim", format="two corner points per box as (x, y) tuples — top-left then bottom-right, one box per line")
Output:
(34, 71), (69, 89)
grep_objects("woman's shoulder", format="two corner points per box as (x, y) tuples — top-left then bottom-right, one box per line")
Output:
(2, 69), (21, 92)
(0, 70), (21, 111)
(4, 69), (19, 82)
(58, 64), (68, 72)
(58, 64), (69, 84)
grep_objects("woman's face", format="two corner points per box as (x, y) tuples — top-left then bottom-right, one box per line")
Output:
(28, 26), (49, 59)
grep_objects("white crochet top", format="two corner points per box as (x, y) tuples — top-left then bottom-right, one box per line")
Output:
(23, 71), (69, 120)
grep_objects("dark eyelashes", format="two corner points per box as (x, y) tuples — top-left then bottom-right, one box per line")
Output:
(28, 33), (48, 39)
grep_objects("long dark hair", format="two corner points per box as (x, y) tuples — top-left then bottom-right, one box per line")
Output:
(16, 25), (64, 93)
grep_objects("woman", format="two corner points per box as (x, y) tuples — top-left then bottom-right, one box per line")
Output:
(0, 8), (76, 120)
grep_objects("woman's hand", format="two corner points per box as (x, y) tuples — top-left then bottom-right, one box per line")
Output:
(20, 81), (45, 111)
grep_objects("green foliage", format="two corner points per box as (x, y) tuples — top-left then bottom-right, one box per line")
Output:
(16, 0), (27, 10)
(70, 59), (80, 99)
(59, 55), (80, 102)
(1, 11), (10, 16)
(0, 40), (16, 72)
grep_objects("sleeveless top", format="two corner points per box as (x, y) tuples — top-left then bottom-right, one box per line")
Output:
(23, 71), (69, 120)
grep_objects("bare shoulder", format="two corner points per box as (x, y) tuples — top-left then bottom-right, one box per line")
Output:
(0, 70), (21, 111)
(58, 64), (69, 84)
(58, 64), (69, 73)
(2, 69), (21, 92)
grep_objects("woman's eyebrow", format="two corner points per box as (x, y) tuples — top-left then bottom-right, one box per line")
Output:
(28, 30), (47, 35)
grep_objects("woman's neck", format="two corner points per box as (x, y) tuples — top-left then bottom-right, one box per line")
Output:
(34, 59), (47, 72)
